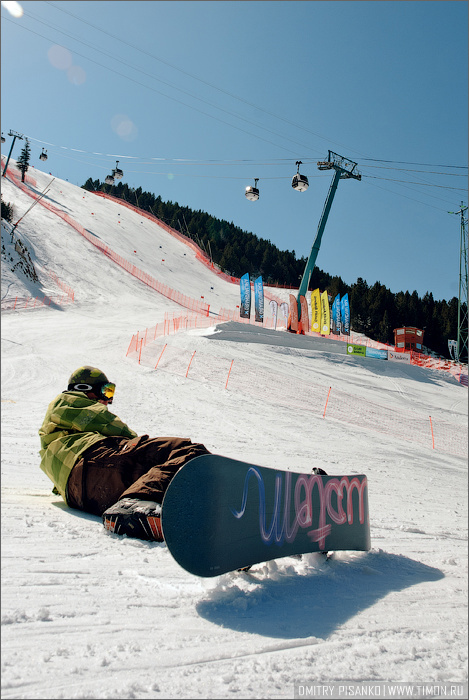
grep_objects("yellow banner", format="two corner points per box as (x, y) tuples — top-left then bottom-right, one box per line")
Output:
(311, 289), (321, 332)
(320, 290), (330, 335)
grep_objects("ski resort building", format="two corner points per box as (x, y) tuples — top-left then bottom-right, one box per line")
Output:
(393, 327), (425, 353)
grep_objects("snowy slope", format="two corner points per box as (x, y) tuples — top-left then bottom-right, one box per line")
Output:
(1, 163), (467, 699)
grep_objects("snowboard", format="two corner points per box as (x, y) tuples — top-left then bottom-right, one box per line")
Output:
(161, 455), (370, 577)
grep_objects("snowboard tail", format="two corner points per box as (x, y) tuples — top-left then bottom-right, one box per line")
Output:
(161, 455), (370, 577)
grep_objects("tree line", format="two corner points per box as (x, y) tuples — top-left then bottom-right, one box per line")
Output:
(82, 177), (465, 360)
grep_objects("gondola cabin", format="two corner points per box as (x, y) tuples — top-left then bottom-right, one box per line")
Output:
(245, 178), (259, 201)
(292, 173), (309, 191)
(113, 160), (124, 179)
(292, 160), (309, 191)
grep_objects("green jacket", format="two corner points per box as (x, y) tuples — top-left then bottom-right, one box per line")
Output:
(39, 391), (138, 503)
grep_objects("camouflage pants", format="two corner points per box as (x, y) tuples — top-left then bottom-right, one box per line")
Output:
(67, 435), (210, 516)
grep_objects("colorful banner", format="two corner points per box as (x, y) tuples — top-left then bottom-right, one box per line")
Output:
(240, 273), (251, 319)
(341, 293), (350, 336)
(331, 294), (341, 335)
(254, 276), (264, 323)
(448, 339), (458, 361)
(280, 302), (289, 329)
(269, 299), (278, 330)
(320, 290), (330, 335)
(366, 347), (388, 360)
(299, 295), (309, 334)
(289, 293), (298, 332)
(347, 343), (366, 357)
(340, 294), (350, 335)
(388, 350), (411, 364)
(348, 344), (388, 360)
(311, 288), (321, 333)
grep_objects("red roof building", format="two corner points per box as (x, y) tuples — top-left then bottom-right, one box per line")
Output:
(393, 327), (425, 353)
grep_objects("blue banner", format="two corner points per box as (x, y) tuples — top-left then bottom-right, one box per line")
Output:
(254, 276), (264, 323)
(341, 293), (350, 336)
(366, 347), (388, 360)
(332, 294), (341, 335)
(240, 273), (251, 319)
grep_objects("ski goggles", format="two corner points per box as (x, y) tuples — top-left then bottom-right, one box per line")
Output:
(99, 382), (116, 401)
(72, 381), (115, 401)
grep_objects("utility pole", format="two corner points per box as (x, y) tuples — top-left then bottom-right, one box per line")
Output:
(296, 151), (361, 321)
(449, 202), (468, 363)
(2, 130), (24, 177)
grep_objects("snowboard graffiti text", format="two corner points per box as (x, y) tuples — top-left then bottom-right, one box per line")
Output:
(231, 468), (368, 550)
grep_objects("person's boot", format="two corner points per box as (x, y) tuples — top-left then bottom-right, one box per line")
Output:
(102, 498), (163, 541)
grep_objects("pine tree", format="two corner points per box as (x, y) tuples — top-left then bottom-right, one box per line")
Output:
(1, 196), (14, 222)
(16, 138), (31, 183)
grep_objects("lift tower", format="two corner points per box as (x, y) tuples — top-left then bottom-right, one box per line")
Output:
(296, 151), (361, 322)
(2, 130), (23, 177)
(449, 202), (468, 363)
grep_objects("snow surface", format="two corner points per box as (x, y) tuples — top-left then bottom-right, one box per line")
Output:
(1, 163), (468, 699)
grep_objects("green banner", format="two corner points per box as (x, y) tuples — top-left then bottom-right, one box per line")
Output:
(347, 343), (367, 357)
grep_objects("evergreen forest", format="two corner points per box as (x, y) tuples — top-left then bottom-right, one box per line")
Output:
(82, 178), (465, 361)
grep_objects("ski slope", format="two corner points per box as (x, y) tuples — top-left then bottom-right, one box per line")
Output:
(1, 163), (467, 699)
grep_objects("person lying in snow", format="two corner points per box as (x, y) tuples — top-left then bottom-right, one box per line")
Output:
(38, 366), (210, 542)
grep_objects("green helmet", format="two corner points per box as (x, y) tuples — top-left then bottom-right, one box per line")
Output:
(67, 366), (114, 401)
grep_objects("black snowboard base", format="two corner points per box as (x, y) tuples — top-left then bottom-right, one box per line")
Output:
(162, 455), (370, 577)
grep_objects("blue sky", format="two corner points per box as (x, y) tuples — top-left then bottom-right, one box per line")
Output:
(1, 0), (467, 302)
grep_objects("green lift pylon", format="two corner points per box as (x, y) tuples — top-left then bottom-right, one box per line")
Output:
(2, 130), (23, 177)
(296, 151), (361, 323)
(449, 202), (468, 363)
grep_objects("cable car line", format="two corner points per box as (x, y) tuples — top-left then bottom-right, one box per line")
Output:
(19, 132), (465, 207)
(359, 165), (467, 176)
(45, 0), (366, 159)
(361, 158), (467, 169)
(7, 12), (467, 185)
(18, 133), (467, 186)
(363, 178), (457, 212)
(4, 13), (464, 211)
(362, 175), (466, 192)
(9, 13), (323, 159)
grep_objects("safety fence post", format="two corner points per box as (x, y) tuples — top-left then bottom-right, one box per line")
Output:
(225, 360), (234, 390)
(186, 351), (196, 378)
(155, 344), (167, 369)
(429, 416), (435, 449)
(323, 387), (332, 418)
(126, 334), (137, 356)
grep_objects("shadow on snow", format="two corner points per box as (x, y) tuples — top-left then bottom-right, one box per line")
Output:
(196, 549), (444, 640)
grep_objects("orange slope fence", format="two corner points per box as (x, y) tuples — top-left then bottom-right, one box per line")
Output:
(4, 165), (468, 383)
(1, 166), (75, 311)
(2, 168), (209, 316)
(93, 191), (285, 307)
(126, 328), (467, 460)
(125, 308), (284, 360)
(1, 293), (73, 311)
